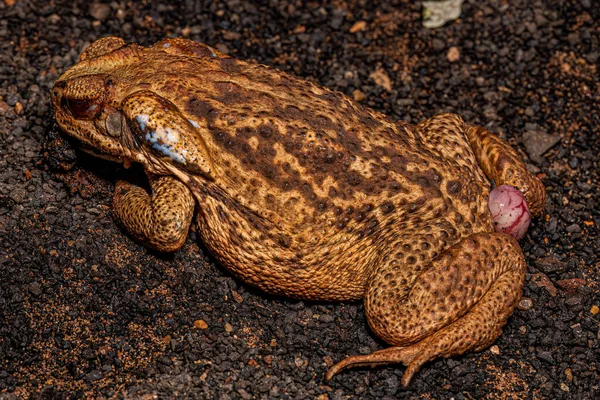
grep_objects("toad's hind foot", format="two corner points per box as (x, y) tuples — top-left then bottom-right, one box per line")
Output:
(327, 232), (526, 386)
(325, 345), (419, 385)
(327, 270), (516, 386)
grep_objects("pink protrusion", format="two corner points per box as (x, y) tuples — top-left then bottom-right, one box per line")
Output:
(488, 185), (531, 240)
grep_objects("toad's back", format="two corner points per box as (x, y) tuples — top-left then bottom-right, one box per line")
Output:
(124, 54), (474, 278)
(151, 53), (488, 241)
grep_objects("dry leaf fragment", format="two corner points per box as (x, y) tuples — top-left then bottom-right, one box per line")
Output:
(369, 69), (392, 92)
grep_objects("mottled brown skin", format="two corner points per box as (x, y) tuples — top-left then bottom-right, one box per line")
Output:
(51, 37), (546, 386)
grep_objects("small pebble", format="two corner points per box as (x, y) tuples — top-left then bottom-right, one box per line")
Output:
(353, 90), (365, 102)
(223, 31), (241, 41)
(14, 101), (23, 115)
(10, 187), (27, 203)
(535, 256), (567, 273)
(565, 368), (573, 382)
(5, 94), (18, 106)
(28, 282), (42, 297)
(522, 130), (561, 164)
(47, 14), (61, 24)
(194, 320), (208, 329)
(537, 350), (555, 364)
(0, 100), (9, 114)
(489, 345), (500, 355)
(519, 326), (527, 335)
(224, 322), (233, 333)
(590, 305), (599, 315)
(531, 273), (557, 296)
(349, 21), (367, 33)
(294, 356), (308, 368)
(447, 46), (460, 62)
(565, 294), (583, 306)
(565, 224), (581, 233)
(568, 157), (579, 168)
(556, 278), (586, 292)
(231, 290), (243, 303)
(319, 314), (335, 323)
(517, 297), (533, 311)
(216, 43), (229, 54)
(89, 3), (111, 20)
(85, 370), (103, 382)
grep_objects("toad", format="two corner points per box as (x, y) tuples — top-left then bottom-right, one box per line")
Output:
(51, 37), (546, 386)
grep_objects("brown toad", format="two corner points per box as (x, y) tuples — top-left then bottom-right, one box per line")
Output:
(51, 37), (546, 386)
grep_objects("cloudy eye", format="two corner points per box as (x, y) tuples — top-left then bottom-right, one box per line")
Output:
(62, 98), (103, 120)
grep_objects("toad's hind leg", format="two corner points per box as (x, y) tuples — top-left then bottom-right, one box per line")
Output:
(415, 113), (546, 215)
(414, 113), (485, 181)
(113, 176), (195, 252)
(464, 122), (546, 215)
(326, 232), (526, 386)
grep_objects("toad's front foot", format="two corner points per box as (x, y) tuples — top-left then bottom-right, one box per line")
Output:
(112, 176), (195, 252)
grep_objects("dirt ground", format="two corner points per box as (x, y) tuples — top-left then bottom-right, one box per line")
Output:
(0, 0), (598, 398)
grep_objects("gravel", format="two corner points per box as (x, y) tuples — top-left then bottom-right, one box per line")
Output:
(0, 0), (598, 398)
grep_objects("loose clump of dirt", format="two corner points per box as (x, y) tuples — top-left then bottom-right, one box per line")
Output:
(0, 0), (598, 398)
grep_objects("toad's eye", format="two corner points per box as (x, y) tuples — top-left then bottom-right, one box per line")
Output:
(62, 98), (103, 120)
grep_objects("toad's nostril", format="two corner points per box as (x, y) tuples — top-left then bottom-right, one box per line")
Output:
(53, 81), (66, 91)
(51, 83), (66, 101)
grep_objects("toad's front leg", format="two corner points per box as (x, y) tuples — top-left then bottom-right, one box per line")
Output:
(326, 232), (526, 386)
(113, 175), (195, 252)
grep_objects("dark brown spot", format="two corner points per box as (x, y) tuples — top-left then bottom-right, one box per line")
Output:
(447, 180), (461, 195)
(380, 201), (395, 214)
(214, 81), (249, 105)
(258, 124), (274, 138)
(344, 171), (363, 187)
(359, 112), (383, 129)
(278, 234), (292, 248)
(181, 43), (218, 58)
(219, 57), (242, 74)
(186, 98), (213, 119)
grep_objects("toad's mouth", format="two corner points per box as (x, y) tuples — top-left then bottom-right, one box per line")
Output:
(77, 140), (131, 167)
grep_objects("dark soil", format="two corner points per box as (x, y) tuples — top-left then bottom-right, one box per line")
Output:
(1, 0), (599, 398)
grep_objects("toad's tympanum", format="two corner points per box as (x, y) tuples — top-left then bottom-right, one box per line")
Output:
(51, 37), (546, 386)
